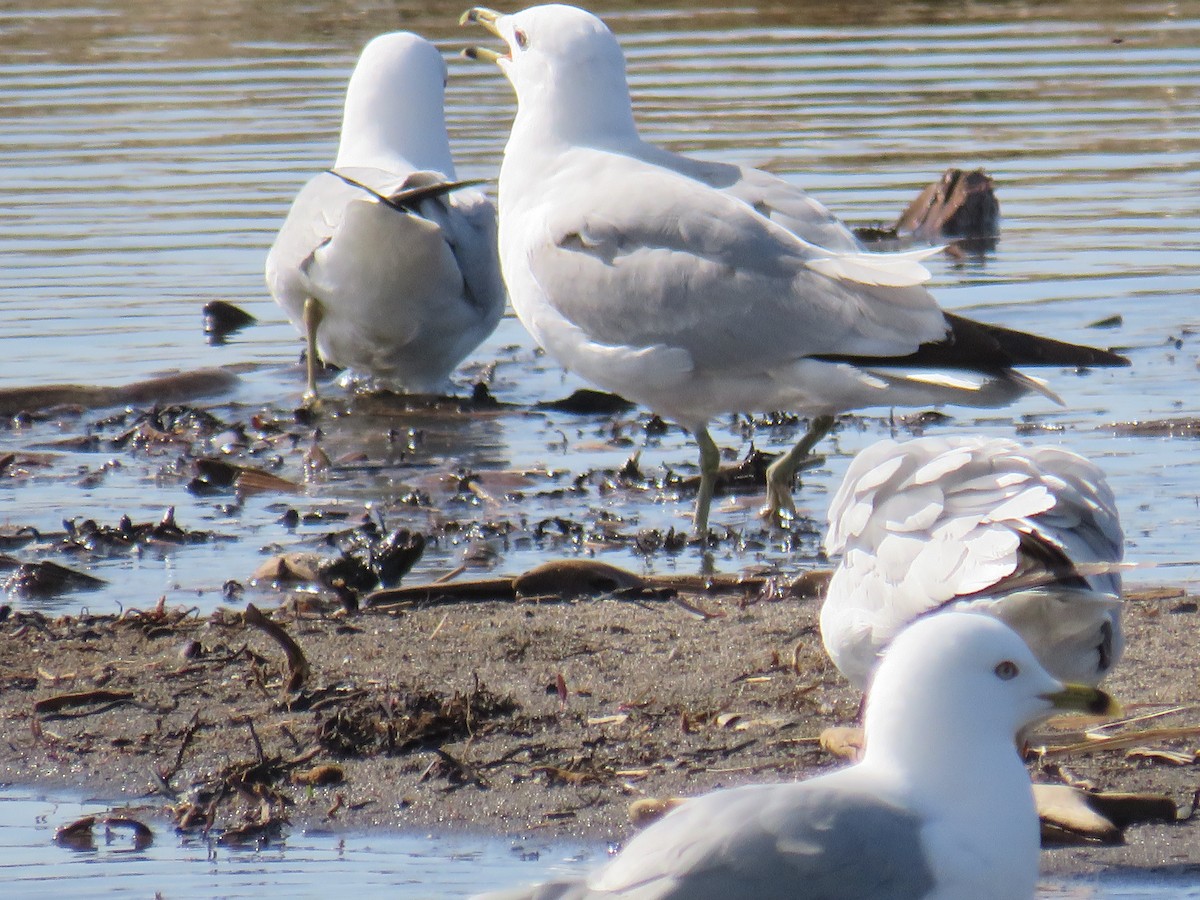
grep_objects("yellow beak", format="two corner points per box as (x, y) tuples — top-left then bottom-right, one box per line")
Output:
(460, 7), (506, 64)
(460, 6), (503, 33)
(1043, 683), (1121, 718)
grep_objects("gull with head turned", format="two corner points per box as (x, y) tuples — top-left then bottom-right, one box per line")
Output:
(462, 4), (1128, 536)
(473, 612), (1119, 899)
(821, 435), (1125, 692)
(266, 32), (505, 404)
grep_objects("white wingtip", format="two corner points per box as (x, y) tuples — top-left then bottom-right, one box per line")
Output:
(1008, 371), (1065, 406)
(806, 246), (944, 288)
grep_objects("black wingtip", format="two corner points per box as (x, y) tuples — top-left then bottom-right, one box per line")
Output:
(941, 314), (1130, 370)
(324, 169), (488, 213)
(813, 312), (1130, 374)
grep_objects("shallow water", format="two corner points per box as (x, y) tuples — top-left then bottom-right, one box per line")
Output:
(2, 787), (1199, 898)
(2, 0), (1200, 892)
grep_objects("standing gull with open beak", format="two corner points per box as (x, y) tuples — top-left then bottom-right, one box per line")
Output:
(460, 5), (1129, 538)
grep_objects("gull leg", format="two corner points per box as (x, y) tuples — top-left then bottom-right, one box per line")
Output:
(302, 297), (324, 407)
(762, 414), (835, 524)
(693, 427), (720, 539)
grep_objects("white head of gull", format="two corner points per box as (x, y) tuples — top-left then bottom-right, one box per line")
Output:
(821, 435), (1125, 691)
(472, 611), (1118, 900)
(462, 4), (1128, 536)
(265, 32), (505, 403)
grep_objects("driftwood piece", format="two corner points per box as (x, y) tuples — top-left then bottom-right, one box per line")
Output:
(54, 814), (154, 851)
(203, 300), (257, 344)
(1035, 783), (1179, 845)
(34, 689), (134, 715)
(854, 167), (1000, 246)
(363, 559), (832, 609)
(0, 369), (239, 416)
(4, 560), (106, 598)
(893, 167), (1000, 241)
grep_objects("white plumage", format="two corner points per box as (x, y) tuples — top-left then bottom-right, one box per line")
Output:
(821, 435), (1124, 690)
(265, 32), (505, 400)
(474, 613), (1117, 900)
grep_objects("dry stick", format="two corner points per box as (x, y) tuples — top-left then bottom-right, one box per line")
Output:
(366, 577), (515, 608)
(429, 612), (450, 640)
(33, 689), (135, 715)
(1041, 724), (1200, 758)
(154, 715), (206, 801)
(432, 565), (467, 585)
(245, 718), (265, 765)
(243, 603), (309, 692)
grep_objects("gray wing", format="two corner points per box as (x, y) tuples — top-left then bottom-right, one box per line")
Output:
(442, 185), (508, 325)
(529, 151), (948, 374)
(636, 143), (865, 252)
(594, 780), (935, 899)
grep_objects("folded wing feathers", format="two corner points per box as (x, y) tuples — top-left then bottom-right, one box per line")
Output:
(805, 246), (943, 288)
(827, 436), (1123, 606)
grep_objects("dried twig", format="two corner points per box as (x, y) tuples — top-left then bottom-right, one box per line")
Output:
(243, 603), (309, 692)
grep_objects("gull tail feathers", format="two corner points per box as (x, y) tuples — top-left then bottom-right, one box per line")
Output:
(1006, 370), (1063, 406)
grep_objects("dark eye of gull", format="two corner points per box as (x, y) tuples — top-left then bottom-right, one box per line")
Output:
(994, 660), (1019, 681)
(514, 28), (529, 50)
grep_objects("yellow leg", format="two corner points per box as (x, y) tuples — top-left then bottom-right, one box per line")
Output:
(302, 297), (324, 406)
(693, 427), (720, 539)
(762, 414), (835, 524)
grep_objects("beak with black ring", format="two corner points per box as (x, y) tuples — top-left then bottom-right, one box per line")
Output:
(460, 7), (506, 63)
(1043, 683), (1121, 718)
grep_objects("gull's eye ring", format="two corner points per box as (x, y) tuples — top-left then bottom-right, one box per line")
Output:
(514, 28), (529, 50)
(994, 660), (1019, 681)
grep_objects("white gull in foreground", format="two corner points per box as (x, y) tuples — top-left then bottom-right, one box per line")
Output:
(822, 435), (1124, 690)
(462, 4), (1128, 535)
(265, 32), (505, 402)
(473, 612), (1118, 900)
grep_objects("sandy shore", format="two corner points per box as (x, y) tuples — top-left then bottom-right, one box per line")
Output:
(3, 577), (1198, 877)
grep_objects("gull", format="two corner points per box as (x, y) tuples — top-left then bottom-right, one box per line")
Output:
(473, 612), (1118, 900)
(461, 4), (1129, 535)
(821, 435), (1124, 691)
(265, 32), (505, 403)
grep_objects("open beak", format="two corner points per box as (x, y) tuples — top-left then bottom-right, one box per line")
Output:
(461, 7), (506, 64)
(1043, 683), (1121, 718)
